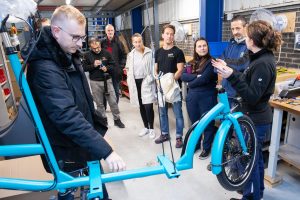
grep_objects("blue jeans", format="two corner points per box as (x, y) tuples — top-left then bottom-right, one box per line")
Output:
(242, 124), (271, 200)
(159, 101), (184, 138)
(112, 79), (120, 103)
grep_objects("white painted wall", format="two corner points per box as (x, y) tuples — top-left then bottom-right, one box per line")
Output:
(116, 0), (300, 30)
(115, 12), (132, 31)
(224, 0), (300, 13)
(143, 0), (200, 25)
(116, 0), (200, 30)
(114, 15), (123, 31)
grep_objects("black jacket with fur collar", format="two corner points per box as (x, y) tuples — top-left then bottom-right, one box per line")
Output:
(27, 26), (112, 172)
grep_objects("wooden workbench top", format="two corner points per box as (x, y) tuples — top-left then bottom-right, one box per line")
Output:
(269, 99), (300, 115)
(276, 67), (300, 83)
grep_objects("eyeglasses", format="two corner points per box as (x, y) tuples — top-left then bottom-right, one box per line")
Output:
(91, 47), (101, 51)
(58, 26), (87, 42)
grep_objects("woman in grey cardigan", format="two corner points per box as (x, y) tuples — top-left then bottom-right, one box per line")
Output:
(126, 33), (156, 138)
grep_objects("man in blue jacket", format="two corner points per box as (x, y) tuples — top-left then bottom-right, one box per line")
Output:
(221, 15), (249, 102)
(27, 5), (125, 200)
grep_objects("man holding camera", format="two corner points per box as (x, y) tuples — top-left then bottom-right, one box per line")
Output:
(83, 37), (125, 128)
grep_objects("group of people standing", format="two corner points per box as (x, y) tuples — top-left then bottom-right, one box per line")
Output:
(126, 15), (282, 200)
(26, 4), (282, 200)
(126, 24), (186, 148)
(82, 16), (252, 157)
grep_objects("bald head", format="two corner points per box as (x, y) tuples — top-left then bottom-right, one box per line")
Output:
(105, 24), (115, 41)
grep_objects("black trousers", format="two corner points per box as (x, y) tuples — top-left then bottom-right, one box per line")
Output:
(57, 166), (109, 200)
(135, 79), (154, 129)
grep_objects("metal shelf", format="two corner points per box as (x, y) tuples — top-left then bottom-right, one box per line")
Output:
(121, 80), (128, 87)
(86, 17), (110, 41)
(88, 29), (105, 32)
(88, 25), (106, 27)
(4, 93), (11, 101)
(279, 144), (300, 170)
(1, 80), (7, 87)
(0, 37), (18, 130)
(87, 19), (108, 22)
(122, 90), (129, 98)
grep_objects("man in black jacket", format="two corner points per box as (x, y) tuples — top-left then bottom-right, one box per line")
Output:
(101, 24), (127, 103)
(27, 5), (125, 200)
(83, 37), (125, 128)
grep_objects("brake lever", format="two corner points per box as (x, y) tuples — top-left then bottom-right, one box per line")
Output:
(0, 14), (9, 33)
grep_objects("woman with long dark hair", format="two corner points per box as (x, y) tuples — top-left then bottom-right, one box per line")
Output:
(212, 20), (282, 200)
(181, 37), (217, 159)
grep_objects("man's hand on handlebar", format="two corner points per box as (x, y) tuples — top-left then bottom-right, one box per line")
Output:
(105, 152), (126, 172)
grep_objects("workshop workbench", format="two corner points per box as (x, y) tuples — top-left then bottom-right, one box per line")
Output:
(265, 98), (300, 187)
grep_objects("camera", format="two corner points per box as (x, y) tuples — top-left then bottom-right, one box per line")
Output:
(98, 64), (104, 68)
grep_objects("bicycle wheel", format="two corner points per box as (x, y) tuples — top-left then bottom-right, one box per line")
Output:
(216, 115), (257, 191)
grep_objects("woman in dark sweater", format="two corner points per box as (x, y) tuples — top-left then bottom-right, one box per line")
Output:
(212, 20), (282, 200)
(181, 37), (218, 159)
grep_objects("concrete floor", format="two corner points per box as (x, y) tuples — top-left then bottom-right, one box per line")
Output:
(2, 97), (300, 200)
(102, 97), (300, 200)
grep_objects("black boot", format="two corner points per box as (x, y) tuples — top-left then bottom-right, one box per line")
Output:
(114, 119), (125, 128)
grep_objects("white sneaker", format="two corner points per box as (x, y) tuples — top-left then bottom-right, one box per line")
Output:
(148, 129), (156, 139)
(138, 128), (149, 137)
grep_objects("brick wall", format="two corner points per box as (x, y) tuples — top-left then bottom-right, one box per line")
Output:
(222, 8), (300, 69)
(222, 20), (231, 41)
(175, 22), (199, 57)
(120, 6), (300, 69)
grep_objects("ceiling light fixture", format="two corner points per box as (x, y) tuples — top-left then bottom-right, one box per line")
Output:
(66, 0), (71, 5)
(99, 0), (110, 6)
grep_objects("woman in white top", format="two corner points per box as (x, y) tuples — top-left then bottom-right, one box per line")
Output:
(126, 33), (156, 138)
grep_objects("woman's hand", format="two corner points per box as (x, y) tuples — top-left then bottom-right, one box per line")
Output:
(211, 59), (233, 79)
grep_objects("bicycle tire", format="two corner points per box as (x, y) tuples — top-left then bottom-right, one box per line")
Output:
(216, 115), (257, 191)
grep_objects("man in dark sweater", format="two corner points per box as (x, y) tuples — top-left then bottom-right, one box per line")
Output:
(101, 24), (127, 103)
(83, 37), (125, 128)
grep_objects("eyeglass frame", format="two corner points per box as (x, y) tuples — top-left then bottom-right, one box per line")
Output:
(57, 26), (87, 42)
(91, 46), (101, 51)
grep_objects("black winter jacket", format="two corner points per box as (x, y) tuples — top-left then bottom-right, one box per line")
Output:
(27, 27), (112, 172)
(83, 49), (115, 81)
(227, 48), (276, 125)
(101, 36), (127, 81)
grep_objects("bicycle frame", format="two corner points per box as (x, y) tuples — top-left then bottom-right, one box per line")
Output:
(0, 30), (248, 199)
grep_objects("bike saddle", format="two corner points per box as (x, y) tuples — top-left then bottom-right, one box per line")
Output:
(232, 97), (242, 104)
(230, 97), (243, 113)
